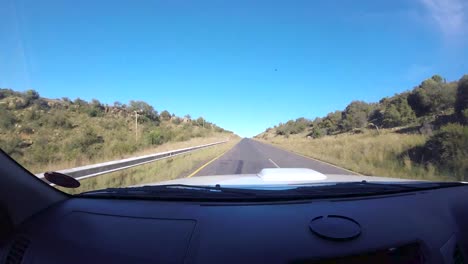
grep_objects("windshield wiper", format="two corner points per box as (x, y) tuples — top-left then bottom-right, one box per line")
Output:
(78, 182), (467, 201)
(294, 181), (467, 197)
(79, 184), (260, 200)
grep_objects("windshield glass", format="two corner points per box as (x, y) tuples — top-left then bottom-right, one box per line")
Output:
(1, 0), (467, 196)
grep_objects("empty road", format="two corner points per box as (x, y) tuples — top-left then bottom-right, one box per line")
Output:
(193, 138), (357, 176)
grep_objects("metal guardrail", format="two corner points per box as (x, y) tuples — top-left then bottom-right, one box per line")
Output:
(36, 140), (228, 181)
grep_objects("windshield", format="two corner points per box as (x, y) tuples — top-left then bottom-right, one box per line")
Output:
(1, 0), (467, 196)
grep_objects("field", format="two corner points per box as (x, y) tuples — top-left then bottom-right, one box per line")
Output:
(257, 129), (451, 181)
(58, 138), (240, 194)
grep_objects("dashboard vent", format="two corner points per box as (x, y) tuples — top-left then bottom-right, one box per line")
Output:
(5, 236), (30, 264)
(454, 244), (465, 264)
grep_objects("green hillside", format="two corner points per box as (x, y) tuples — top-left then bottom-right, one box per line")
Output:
(256, 74), (468, 180)
(0, 89), (234, 173)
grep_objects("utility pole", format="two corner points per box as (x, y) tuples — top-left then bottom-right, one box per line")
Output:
(134, 111), (139, 142)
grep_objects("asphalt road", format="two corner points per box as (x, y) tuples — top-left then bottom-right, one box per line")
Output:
(194, 138), (358, 176)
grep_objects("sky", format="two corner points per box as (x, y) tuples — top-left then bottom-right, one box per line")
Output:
(1, 0), (468, 137)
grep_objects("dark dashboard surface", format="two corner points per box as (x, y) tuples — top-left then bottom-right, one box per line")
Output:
(2, 186), (468, 264)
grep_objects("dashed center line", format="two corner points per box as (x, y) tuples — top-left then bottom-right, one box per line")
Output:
(268, 158), (280, 168)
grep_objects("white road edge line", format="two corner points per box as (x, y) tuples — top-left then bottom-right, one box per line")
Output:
(268, 158), (280, 168)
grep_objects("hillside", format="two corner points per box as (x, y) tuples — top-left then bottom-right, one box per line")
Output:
(0, 89), (235, 173)
(256, 74), (468, 181)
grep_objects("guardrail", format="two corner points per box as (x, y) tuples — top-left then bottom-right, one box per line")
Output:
(36, 140), (228, 181)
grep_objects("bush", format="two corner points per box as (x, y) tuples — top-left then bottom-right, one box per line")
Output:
(68, 128), (104, 158)
(455, 75), (468, 123)
(171, 117), (182, 125)
(110, 142), (137, 156)
(0, 137), (23, 157)
(307, 127), (324, 138)
(24, 90), (40, 106)
(45, 112), (73, 129)
(0, 107), (16, 129)
(146, 128), (174, 145)
(422, 124), (468, 180)
(408, 76), (456, 116)
(18, 126), (34, 134)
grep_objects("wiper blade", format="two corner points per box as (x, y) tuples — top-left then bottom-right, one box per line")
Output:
(79, 184), (259, 199)
(294, 181), (467, 196)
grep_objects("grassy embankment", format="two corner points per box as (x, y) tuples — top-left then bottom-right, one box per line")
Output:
(32, 132), (232, 174)
(0, 89), (236, 174)
(58, 137), (240, 194)
(257, 129), (447, 181)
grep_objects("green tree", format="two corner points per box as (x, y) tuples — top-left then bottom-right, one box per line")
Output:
(128, 100), (159, 122)
(382, 105), (401, 127)
(340, 101), (372, 131)
(319, 111), (342, 134)
(307, 126), (325, 138)
(147, 129), (165, 145)
(422, 124), (468, 180)
(171, 117), (182, 125)
(194, 117), (204, 127)
(24, 89), (40, 105)
(382, 96), (416, 127)
(69, 128), (104, 158)
(455, 75), (468, 123)
(0, 106), (16, 129)
(407, 76), (456, 116)
(160, 110), (171, 121)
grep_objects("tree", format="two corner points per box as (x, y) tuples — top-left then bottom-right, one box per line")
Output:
(160, 110), (171, 121)
(24, 89), (40, 103)
(171, 117), (182, 125)
(307, 126), (325, 138)
(455, 75), (468, 123)
(340, 101), (372, 131)
(73, 98), (88, 107)
(319, 111), (342, 134)
(431, 74), (444, 83)
(147, 129), (165, 145)
(196, 117), (205, 127)
(383, 105), (401, 127)
(128, 100), (159, 122)
(113, 101), (123, 108)
(407, 76), (456, 116)
(382, 96), (416, 128)
(0, 106), (16, 129)
(421, 124), (468, 180)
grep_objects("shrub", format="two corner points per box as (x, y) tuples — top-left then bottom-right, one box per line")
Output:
(0, 107), (16, 129)
(455, 75), (468, 123)
(110, 142), (137, 156)
(171, 117), (182, 125)
(0, 137), (23, 157)
(307, 127), (324, 138)
(422, 124), (468, 180)
(68, 128), (104, 158)
(147, 128), (174, 145)
(45, 112), (73, 129)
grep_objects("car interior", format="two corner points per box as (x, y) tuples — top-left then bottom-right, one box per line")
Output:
(1, 150), (467, 264)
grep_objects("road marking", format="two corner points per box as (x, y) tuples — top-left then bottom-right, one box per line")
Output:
(254, 139), (362, 176)
(187, 150), (228, 178)
(268, 158), (280, 168)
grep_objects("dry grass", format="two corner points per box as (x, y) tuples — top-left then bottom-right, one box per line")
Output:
(32, 133), (235, 173)
(257, 129), (449, 181)
(58, 138), (240, 194)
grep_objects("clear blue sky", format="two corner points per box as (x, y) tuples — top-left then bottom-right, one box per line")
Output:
(1, 0), (467, 137)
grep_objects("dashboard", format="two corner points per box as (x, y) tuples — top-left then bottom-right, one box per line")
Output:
(1, 185), (468, 264)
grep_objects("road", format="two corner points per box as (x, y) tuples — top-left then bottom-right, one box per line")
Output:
(193, 138), (357, 176)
